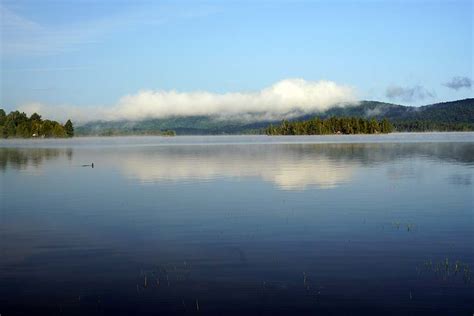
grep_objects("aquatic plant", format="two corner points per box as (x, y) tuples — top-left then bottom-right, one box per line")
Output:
(419, 258), (472, 284)
(137, 261), (192, 292)
(390, 221), (416, 232)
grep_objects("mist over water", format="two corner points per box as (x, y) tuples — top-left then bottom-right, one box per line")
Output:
(1, 134), (473, 315)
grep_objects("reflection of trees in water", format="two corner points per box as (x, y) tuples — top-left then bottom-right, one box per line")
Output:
(105, 142), (473, 189)
(131, 142), (474, 165)
(448, 174), (472, 186)
(0, 148), (73, 171)
(0, 141), (472, 173)
(277, 142), (474, 165)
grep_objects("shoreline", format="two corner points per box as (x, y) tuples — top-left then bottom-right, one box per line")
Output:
(1, 132), (473, 148)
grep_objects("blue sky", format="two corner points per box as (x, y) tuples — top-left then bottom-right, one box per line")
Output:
(0, 0), (472, 120)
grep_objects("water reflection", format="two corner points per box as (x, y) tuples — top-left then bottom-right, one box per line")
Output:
(1, 136), (473, 315)
(1, 141), (473, 190)
(448, 173), (472, 186)
(112, 146), (356, 189)
(0, 147), (72, 172)
(117, 143), (472, 188)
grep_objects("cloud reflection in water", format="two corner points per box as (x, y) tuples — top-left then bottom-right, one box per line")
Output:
(111, 145), (356, 190)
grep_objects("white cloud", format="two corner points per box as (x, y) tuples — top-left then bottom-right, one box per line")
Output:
(18, 79), (358, 123)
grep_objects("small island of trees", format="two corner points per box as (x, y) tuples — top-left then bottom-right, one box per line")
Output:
(0, 109), (74, 138)
(265, 117), (393, 135)
(161, 130), (176, 136)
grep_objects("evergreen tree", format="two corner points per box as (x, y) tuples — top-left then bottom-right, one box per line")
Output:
(65, 119), (74, 137)
(380, 118), (393, 133)
(0, 109), (6, 126)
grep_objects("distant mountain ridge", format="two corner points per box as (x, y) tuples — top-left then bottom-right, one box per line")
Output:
(76, 98), (474, 135)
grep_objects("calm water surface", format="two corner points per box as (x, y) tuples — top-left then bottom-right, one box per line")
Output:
(1, 133), (473, 315)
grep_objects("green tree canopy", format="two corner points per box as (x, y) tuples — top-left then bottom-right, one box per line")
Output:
(0, 109), (73, 138)
(266, 116), (394, 135)
(65, 119), (74, 137)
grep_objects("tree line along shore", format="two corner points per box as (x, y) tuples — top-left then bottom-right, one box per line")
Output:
(265, 117), (393, 135)
(0, 109), (74, 138)
(3, 108), (467, 138)
(1, 109), (394, 138)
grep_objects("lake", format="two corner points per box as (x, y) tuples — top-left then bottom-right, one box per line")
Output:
(1, 133), (473, 315)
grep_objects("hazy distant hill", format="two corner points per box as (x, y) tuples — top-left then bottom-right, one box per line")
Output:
(319, 99), (474, 124)
(76, 98), (474, 135)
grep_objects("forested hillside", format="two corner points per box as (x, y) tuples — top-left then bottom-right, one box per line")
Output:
(75, 98), (474, 135)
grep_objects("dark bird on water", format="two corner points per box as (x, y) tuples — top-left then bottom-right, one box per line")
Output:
(82, 163), (94, 168)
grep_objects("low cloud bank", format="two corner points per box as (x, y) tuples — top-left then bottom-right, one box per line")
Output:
(18, 79), (357, 123)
